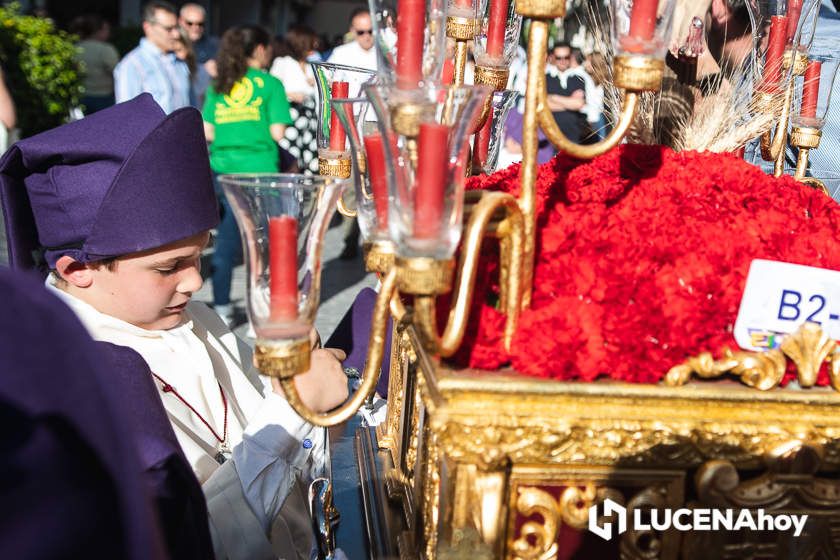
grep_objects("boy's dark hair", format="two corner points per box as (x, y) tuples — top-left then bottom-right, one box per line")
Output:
(142, 1), (177, 22)
(349, 7), (370, 24)
(51, 257), (119, 284)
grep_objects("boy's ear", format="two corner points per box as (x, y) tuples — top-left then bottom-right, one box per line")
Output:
(55, 256), (94, 288)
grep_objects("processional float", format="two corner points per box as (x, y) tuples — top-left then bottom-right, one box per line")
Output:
(221, 0), (840, 557)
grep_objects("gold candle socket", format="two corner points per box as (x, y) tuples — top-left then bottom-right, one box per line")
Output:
(318, 155), (352, 179)
(445, 16), (480, 40)
(363, 240), (396, 274)
(395, 257), (455, 295)
(514, 0), (565, 18)
(612, 55), (666, 91)
(790, 126), (828, 193)
(254, 338), (312, 379)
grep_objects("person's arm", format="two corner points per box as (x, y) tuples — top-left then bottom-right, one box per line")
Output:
(113, 57), (142, 104)
(546, 89), (585, 111)
(269, 123), (286, 143)
(203, 121), (215, 143)
(0, 68), (16, 130)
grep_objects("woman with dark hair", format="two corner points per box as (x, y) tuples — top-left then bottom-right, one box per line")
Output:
(269, 25), (320, 173)
(202, 24), (293, 324)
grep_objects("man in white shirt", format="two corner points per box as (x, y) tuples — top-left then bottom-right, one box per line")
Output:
(327, 8), (378, 71)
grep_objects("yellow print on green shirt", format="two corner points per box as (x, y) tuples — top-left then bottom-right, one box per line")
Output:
(216, 76), (264, 124)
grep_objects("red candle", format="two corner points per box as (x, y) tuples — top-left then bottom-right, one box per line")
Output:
(441, 59), (455, 85)
(413, 123), (448, 239)
(786, 0), (803, 44)
(396, 0), (425, 88)
(363, 133), (390, 230)
(328, 81), (350, 152)
(454, 0), (472, 9)
(801, 60), (822, 118)
(762, 15), (788, 90)
(628, 0), (659, 41)
(269, 216), (298, 321)
(473, 111), (493, 170)
(486, 0), (509, 58)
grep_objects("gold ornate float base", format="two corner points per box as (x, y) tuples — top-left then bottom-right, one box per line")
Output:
(357, 325), (840, 559)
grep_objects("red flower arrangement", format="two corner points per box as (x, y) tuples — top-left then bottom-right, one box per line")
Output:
(455, 145), (840, 386)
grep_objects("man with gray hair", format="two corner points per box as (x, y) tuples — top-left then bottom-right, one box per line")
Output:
(179, 3), (219, 76)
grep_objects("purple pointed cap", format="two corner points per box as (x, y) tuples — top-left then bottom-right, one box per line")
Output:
(0, 94), (219, 274)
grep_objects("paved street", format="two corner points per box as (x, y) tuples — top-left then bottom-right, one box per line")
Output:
(0, 211), (376, 342)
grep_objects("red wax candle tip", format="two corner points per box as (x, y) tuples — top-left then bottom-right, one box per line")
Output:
(786, 0), (803, 43)
(396, 0), (425, 88)
(628, 0), (659, 42)
(801, 60), (822, 118)
(413, 123), (449, 239)
(473, 112), (493, 169)
(762, 15), (788, 89)
(363, 133), (390, 231)
(328, 81), (350, 152)
(269, 216), (299, 321)
(486, 0), (509, 58)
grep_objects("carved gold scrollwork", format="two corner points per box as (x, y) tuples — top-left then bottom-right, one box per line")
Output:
(557, 484), (597, 529)
(779, 322), (836, 387)
(512, 487), (561, 560)
(666, 322), (836, 391)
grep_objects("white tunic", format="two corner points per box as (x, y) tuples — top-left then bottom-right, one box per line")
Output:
(47, 279), (324, 559)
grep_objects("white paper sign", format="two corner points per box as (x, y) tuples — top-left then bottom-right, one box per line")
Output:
(734, 259), (840, 351)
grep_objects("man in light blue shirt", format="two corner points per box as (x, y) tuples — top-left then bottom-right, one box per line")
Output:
(114, 1), (190, 114)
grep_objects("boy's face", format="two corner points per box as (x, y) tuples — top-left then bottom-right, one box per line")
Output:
(80, 232), (210, 331)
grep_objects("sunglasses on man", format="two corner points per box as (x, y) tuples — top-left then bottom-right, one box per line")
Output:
(183, 20), (205, 28)
(355, 29), (373, 36)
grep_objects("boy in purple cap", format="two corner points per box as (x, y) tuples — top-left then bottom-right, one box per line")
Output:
(0, 93), (349, 559)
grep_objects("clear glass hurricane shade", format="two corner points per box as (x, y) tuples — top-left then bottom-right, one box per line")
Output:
(311, 61), (376, 158)
(472, 0), (523, 68)
(475, 89), (520, 174)
(220, 174), (346, 342)
(365, 83), (490, 259)
(370, 0), (447, 88)
(791, 52), (840, 128)
(332, 96), (394, 243)
(610, 0), (678, 59)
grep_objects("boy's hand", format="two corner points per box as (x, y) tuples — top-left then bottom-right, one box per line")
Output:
(271, 347), (350, 414)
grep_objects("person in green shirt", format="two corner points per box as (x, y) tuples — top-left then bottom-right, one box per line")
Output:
(202, 24), (293, 324)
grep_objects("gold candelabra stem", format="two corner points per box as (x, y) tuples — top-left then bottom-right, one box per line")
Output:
(274, 267), (399, 427)
(760, 51), (807, 177)
(790, 126), (828, 194)
(454, 39), (469, 86)
(412, 191), (524, 355)
(517, 18), (657, 306)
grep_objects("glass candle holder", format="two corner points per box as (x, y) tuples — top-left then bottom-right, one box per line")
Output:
(472, 0), (523, 69)
(610, 0), (678, 59)
(745, 0), (806, 91)
(220, 174), (345, 353)
(331, 96), (393, 244)
(786, 0), (819, 51)
(366, 83), (490, 259)
(311, 61), (376, 174)
(791, 53), (840, 129)
(472, 89), (520, 174)
(370, 0), (447, 88)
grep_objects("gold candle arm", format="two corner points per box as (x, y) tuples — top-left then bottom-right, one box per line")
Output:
(277, 267), (398, 427)
(336, 194), (357, 218)
(758, 81), (794, 172)
(413, 191), (524, 356)
(538, 87), (640, 159)
(517, 18), (550, 308)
